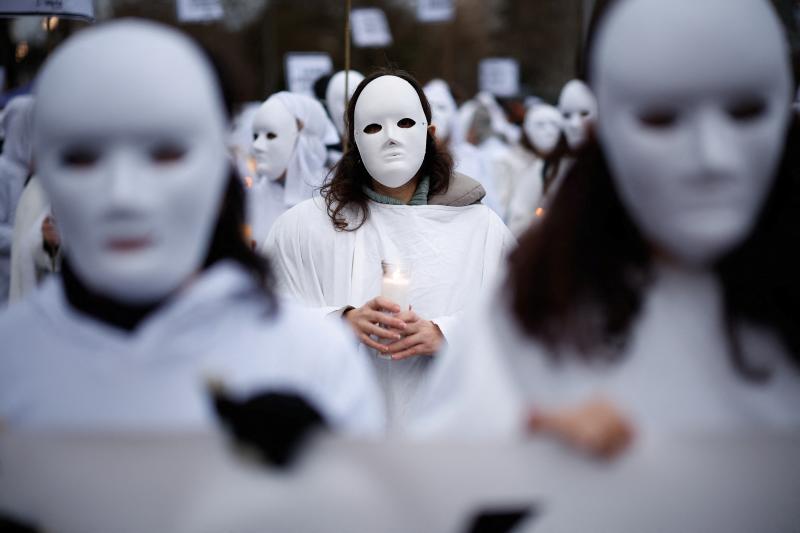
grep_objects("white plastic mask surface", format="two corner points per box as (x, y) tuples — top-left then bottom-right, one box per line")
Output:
(251, 96), (299, 182)
(33, 20), (229, 304)
(424, 79), (457, 142)
(558, 79), (597, 150)
(326, 70), (365, 137)
(354, 75), (429, 189)
(592, 0), (792, 265)
(524, 104), (564, 156)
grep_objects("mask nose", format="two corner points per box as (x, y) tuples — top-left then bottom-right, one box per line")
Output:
(692, 110), (736, 179)
(252, 133), (268, 153)
(107, 149), (139, 208)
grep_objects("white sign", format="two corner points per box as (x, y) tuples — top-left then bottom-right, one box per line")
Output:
(176, 0), (224, 23)
(0, 0), (94, 20)
(284, 52), (333, 97)
(417, 0), (454, 23)
(479, 58), (520, 97)
(350, 8), (392, 48)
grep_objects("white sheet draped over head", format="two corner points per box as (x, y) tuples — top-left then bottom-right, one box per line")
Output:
(255, 91), (336, 206)
(0, 95), (35, 172)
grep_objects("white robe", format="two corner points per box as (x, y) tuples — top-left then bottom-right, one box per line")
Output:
(506, 159), (545, 237)
(0, 261), (385, 434)
(410, 263), (800, 437)
(9, 175), (57, 303)
(263, 196), (515, 424)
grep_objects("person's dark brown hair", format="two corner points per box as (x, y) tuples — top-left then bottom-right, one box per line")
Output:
(321, 68), (454, 231)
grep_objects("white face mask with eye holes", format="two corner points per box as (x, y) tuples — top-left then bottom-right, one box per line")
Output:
(524, 104), (564, 156)
(33, 21), (230, 304)
(354, 75), (429, 189)
(251, 96), (300, 182)
(592, 0), (792, 266)
(558, 79), (597, 151)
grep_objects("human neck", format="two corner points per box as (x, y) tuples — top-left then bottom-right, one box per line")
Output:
(370, 175), (420, 205)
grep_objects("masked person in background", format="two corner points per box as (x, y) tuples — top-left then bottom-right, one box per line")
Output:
(0, 20), (384, 434)
(410, 0), (800, 454)
(538, 79), (598, 209)
(265, 70), (514, 424)
(248, 92), (336, 249)
(324, 70), (365, 167)
(506, 104), (566, 236)
(0, 96), (35, 305)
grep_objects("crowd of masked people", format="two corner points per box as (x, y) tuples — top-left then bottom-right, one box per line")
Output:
(1, 0), (799, 486)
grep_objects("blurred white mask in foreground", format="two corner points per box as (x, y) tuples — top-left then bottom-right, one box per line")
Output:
(593, 0), (792, 266)
(33, 20), (229, 304)
(524, 104), (564, 156)
(558, 79), (597, 150)
(354, 75), (428, 189)
(252, 96), (299, 182)
(326, 70), (365, 137)
(424, 79), (457, 142)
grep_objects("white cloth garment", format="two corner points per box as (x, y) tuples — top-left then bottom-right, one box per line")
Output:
(248, 92), (335, 247)
(0, 95), (35, 305)
(263, 196), (514, 424)
(506, 158), (544, 236)
(0, 261), (385, 434)
(409, 262), (800, 438)
(8, 175), (57, 303)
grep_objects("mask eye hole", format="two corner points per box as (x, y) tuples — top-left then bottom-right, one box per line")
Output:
(252, 132), (259, 141)
(151, 143), (187, 164)
(397, 118), (416, 128)
(61, 147), (100, 168)
(579, 110), (591, 118)
(363, 123), (382, 134)
(266, 132), (277, 140)
(638, 109), (678, 129)
(728, 98), (766, 122)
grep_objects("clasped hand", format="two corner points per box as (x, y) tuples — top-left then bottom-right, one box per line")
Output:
(344, 296), (444, 359)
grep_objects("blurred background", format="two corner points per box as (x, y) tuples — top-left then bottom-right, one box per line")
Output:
(2, 0), (800, 110)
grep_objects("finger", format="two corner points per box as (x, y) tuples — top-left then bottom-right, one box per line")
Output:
(392, 344), (432, 360)
(384, 332), (422, 353)
(363, 309), (406, 330)
(363, 322), (402, 341)
(394, 310), (420, 324)
(372, 297), (401, 314)
(358, 333), (391, 353)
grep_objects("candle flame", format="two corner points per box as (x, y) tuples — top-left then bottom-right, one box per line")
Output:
(535, 207), (545, 217)
(244, 176), (253, 189)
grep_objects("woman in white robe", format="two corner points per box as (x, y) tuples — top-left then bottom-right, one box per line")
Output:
(247, 92), (337, 249)
(0, 20), (384, 434)
(0, 95), (35, 305)
(265, 70), (514, 424)
(410, 0), (800, 454)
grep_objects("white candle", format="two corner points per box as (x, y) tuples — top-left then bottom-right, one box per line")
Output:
(381, 271), (410, 311)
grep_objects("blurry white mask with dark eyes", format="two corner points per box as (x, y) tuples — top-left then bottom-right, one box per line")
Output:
(558, 79), (597, 151)
(326, 70), (365, 138)
(251, 96), (299, 182)
(592, 0), (792, 266)
(424, 79), (457, 143)
(354, 75), (429, 189)
(524, 104), (564, 156)
(33, 20), (230, 304)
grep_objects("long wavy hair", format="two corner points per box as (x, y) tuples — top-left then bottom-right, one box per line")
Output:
(507, 0), (800, 379)
(321, 69), (454, 231)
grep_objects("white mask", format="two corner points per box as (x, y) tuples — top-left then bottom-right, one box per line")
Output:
(558, 79), (597, 151)
(524, 104), (564, 156)
(33, 20), (229, 304)
(251, 96), (299, 182)
(325, 70), (365, 137)
(592, 0), (792, 266)
(424, 79), (457, 142)
(354, 75), (429, 189)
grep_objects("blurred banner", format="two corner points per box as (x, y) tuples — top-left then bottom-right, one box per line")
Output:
(479, 58), (520, 97)
(0, 0), (94, 20)
(284, 53), (333, 97)
(417, 0), (455, 23)
(176, 0), (224, 23)
(350, 8), (393, 48)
